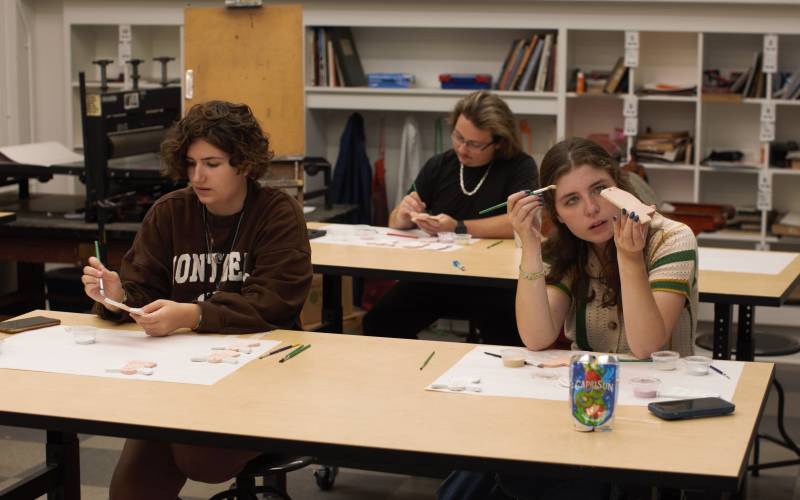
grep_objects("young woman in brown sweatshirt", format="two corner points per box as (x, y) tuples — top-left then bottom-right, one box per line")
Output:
(81, 101), (312, 499)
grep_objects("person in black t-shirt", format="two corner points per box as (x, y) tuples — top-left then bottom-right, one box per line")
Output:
(363, 91), (538, 345)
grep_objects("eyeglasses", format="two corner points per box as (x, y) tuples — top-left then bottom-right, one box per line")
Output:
(451, 130), (495, 153)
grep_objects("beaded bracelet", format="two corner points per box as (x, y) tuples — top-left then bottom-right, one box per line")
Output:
(518, 265), (546, 281)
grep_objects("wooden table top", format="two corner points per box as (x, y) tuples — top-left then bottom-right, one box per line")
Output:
(308, 223), (519, 286)
(0, 310), (774, 491)
(309, 224), (800, 305)
(697, 250), (800, 306)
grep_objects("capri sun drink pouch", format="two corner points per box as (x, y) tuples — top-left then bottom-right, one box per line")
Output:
(570, 353), (619, 431)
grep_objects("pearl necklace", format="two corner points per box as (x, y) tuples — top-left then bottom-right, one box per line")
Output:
(459, 162), (493, 196)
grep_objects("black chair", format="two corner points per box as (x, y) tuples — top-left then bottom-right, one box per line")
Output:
(209, 453), (315, 500)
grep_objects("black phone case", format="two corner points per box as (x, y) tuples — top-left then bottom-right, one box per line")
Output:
(648, 398), (735, 420)
(0, 316), (61, 334)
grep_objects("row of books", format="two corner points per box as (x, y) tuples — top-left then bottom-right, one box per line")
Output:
(495, 33), (557, 92)
(702, 52), (767, 98)
(308, 27), (367, 87)
(702, 66), (800, 100)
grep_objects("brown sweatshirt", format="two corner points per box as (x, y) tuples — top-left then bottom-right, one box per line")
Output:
(98, 180), (312, 333)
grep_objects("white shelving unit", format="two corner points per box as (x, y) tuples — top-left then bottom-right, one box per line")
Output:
(301, 19), (799, 247)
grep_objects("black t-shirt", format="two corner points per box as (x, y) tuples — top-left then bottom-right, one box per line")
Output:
(412, 149), (537, 221)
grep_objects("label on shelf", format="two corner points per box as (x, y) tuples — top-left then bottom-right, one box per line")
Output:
(118, 41), (132, 64)
(118, 24), (132, 64)
(624, 116), (638, 137)
(625, 31), (640, 49)
(757, 170), (772, 211)
(624, 48), (639, 68)
(760, 121), (775, 142)
(623, 96), (638, 118)
(763, 34), (778, 74)
(119, 25), (132, 43)
(760, 102), (776, 123)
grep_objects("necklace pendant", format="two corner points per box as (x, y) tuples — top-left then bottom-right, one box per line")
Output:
(215, 253), (224, 265)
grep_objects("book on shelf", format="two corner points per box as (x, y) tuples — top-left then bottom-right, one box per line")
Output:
(775, 68), (800, 100)
(632, 131), (691, 163)
(742, 51), (762, 98)
(534, 33), (554, 92)
(544, 41), (557, 91)
(772, 212), (800, 237)
(585, 70), (610, 94)
(729, 70), (749, 94)
(316, 28), (328, 86)
(519, 36), (544, 91)
(306, 28), (317, 86)
(327, 27), (367, 87)
(604, 56), (626, 94)
(326, 39), (338, 87)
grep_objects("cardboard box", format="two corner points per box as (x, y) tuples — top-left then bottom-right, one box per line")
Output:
(300, 273), (353, 327)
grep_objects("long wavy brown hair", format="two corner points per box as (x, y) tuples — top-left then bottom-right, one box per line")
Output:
(449, 90), (522, 160)
(541, 137), (639, 308)
(161, 100), (273, 180)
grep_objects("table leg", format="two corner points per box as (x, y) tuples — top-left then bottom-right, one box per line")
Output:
(46, 431), (80, 500)
(712, 303), (733, 360)
(321, 274), (343, 333)
(736, 304), (755, 362)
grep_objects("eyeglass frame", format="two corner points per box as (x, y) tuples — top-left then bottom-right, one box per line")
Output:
(450, 129), (496, 153)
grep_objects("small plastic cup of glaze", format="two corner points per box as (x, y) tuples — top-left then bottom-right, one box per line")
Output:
(683, 355), (712, 376)
(67, 326), (96, 345)
(650, 350), (680, 371)
(453, 233), (472, 245)
(630, 376), (661, 399)
(437, 232), (455, 243)
(501, 348), (526, 368)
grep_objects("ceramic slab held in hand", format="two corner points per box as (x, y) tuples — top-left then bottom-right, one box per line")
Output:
(103, 297), (144, 316)
(600, 187), (655, 224)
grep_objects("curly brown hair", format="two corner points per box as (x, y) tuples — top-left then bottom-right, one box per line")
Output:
(449, 90), (523, 160)
(160, 100), (273, 180)
(540, 137), (640, 310)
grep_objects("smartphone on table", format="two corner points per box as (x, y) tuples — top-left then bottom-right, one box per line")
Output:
(0, 316), (61, 334)
(648, 397), (735, 420)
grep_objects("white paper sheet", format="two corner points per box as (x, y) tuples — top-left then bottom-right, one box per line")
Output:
(311, 224), (479, 252)
(0, 326), (280, 385)
(699, 247), (796, 275)
(0, 142), (83, 166)
(427, 347), (742, 406)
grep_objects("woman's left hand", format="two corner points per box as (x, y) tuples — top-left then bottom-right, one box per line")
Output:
(415, 213), (456, 235)
(613, 208), (650, 257)
(132, 300), (200, 337)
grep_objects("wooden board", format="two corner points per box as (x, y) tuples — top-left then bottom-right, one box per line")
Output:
(184, 5), (304, 155)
